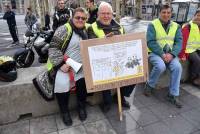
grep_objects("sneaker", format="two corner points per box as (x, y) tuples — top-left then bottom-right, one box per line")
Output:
(166, 94), (182, 108)
(113, 94), (130, 109)
(15, 41), (19, 45)
(122, 100), (130, 109)
(62, 111), (72, 126)
(143, 83), (154, 97)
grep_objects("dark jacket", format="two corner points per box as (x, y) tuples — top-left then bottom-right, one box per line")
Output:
(88, 20), (124, 39)
(3, 11), (16, 27)
(52, 8), (70, 31)
(45, 14), (50, 27)
(87, 7), (98, 24)
(24, 13), (37, 29)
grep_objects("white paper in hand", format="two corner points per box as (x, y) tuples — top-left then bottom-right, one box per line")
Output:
(54, 70), (70, 93)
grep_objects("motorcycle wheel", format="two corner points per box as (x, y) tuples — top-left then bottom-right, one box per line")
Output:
(14, 50), (35, 68)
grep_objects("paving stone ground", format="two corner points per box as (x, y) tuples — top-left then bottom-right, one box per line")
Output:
(1, 83), (200, 134)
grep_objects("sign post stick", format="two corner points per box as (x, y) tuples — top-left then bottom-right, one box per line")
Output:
(117, 87), (123, 121)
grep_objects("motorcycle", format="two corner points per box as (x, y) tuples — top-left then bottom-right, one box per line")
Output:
(13, 24), (53, 68)
(0, 56), (17, 82)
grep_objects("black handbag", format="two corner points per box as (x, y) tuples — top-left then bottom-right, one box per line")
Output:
(32, 68), (57, 101)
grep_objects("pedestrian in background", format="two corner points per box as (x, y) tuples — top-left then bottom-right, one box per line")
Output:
(52, 0), (71, 31)
(3, 5), (19, 45)
(24, 7), (37, 30)
(45, 11), (50, 30)
(179, 8), (200, 88)
(85, 0), (98, 24)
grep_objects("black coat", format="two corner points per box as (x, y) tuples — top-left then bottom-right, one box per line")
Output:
(45, 14), (50, 26)
(87, 7), (98, 24)
(52, 8), (70, 31)
(3, 11), (16, 27)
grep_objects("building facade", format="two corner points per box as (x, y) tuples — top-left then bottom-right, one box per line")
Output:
(0, 0), (24, 14)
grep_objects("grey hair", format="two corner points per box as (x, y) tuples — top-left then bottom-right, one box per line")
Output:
(98, 2), (113, 13)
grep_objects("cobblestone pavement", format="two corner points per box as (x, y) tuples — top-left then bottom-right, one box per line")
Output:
(0, 83), (200, 134)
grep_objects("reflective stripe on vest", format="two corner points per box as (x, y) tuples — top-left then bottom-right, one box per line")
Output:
(46, 23), (73, 71)
(185, 21), (200, 53)
(91, 22), (124, 38)
(148, 19), (178, 52)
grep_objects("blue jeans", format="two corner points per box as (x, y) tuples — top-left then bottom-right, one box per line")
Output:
(148, 53), (182, 96)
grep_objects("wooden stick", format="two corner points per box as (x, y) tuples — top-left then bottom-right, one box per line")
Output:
(117, 87), (123, 121)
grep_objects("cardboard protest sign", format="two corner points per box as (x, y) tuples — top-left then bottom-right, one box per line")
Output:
(80, 32), (148, 93)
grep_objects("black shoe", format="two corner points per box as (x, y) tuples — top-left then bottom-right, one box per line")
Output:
(143, 83), (154, 97)
(11, 41), (19, 44)
(166, 94), (182, 108)
(122, 99), (130, 109)
(78, 108), (87, 121)
(99, 103), (111, 113)
(113, 94), (130, 109)
(62, 112), (72, 126)
(15, 41), (19, 45)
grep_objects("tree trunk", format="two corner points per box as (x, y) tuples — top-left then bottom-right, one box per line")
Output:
(79, 0), (84, 7)
(112, 0), (116, 12)
(121, 0), (125, 17)
(115, 0), (121, 22)
(135, 0), (142, 19)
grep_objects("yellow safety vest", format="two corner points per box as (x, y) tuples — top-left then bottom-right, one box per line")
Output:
(47, 23), (90, 70)
(148, 19), (178, 52)
(91, 22), (124, 38)
(185, 21), (200, 53)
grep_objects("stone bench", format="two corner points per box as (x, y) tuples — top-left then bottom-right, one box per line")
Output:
(0, 66), (102, 125)
(153, 60), (189, 88)
(0, 60), (189, 125)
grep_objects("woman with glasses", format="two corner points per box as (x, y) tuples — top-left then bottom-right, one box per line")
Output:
(48, 7), (88, 126)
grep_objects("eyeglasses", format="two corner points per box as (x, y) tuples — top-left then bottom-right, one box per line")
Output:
(74, 16), (87, 21)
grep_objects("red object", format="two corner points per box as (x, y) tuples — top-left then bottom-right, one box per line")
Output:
(63, 54), (69, 61)
(179, 25), (190, 60)
(64, 54), (76, 92)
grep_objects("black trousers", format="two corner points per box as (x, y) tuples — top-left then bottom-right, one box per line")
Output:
(188, 50), (200, 80)
(55, 78), (87, 113)
(102, 84), (135, 105)
(8, 25), (18, 42)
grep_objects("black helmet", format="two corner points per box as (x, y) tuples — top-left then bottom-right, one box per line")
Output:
(0, 56), (17, 82)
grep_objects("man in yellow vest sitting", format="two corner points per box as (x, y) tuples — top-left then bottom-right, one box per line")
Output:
(88, 2), (135, 112)
(179, 8), (200, 87)
(144, 4), (183, 108)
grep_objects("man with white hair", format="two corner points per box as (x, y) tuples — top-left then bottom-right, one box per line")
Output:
(88, 2), (135, 112)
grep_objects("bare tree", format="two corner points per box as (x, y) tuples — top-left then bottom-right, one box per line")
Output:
(135, 0), (142, 19)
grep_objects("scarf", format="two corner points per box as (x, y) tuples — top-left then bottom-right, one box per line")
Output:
(69, 20), (88, 40)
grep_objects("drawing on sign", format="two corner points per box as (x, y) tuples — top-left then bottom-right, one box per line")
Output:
(88, 39), (143, 85)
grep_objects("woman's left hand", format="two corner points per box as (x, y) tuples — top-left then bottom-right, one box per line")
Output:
(60, 64), (71, 73)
